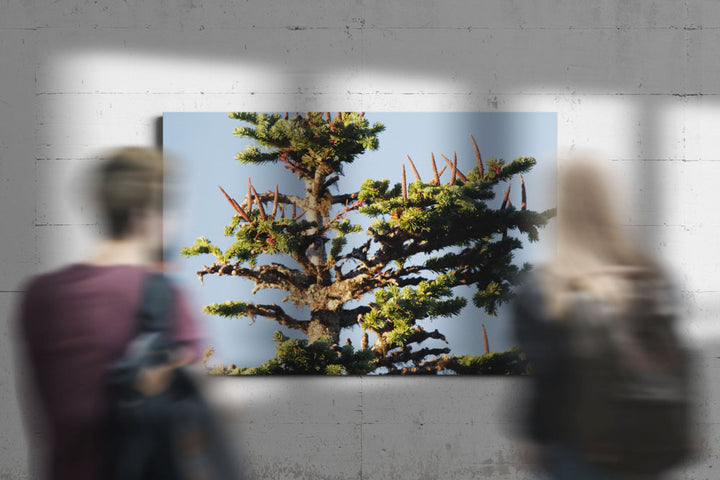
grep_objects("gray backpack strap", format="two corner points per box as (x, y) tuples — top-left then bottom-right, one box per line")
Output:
(135, 272), (175, 334)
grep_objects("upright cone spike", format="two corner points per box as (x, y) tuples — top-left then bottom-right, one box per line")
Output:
(292, 203), (297, 218)
(520, 174), (527, 210)
(402, 164), (407, 199)
(482, 324), (490, 354)
(218, 184), (235, 206)
(431, 153), (440, 184)
(284, 112), (289, 120)
(453, 153), (460, 183)
(246, 177), (253, 211)
(449, 153), (457, 186)
(249, 183), (267, 221)
(218, 185), (252, 223)
(470, 134), (483, 176)
(453, 152), (467, 182)
(440, 153), (466, 183)
(232, 199), (251, 223)
(280, 204), (286, 219)
(325, 112), (331, 122)
(406, 155), (422, 182)
(501, 184), (511, 210)
(361, 332), (369, 350)
(271, 184), (279, 218)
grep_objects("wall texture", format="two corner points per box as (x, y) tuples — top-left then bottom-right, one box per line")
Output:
(2, 1), (720, 479)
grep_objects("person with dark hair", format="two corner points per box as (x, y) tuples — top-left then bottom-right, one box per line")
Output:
(15, 147), (202, 480)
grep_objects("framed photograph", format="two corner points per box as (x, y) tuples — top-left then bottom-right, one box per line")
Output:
(163, 112), (556, 375)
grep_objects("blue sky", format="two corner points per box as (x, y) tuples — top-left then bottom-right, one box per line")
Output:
(163, 112), (556, 369)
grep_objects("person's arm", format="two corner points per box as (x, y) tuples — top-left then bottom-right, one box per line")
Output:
(13, 277), (52, 471)
(168, 285), (204, 362)
(14, 277), (48, 409)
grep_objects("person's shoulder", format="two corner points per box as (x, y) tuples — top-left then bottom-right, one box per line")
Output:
(70, 262), (149, 280)
(19, 264), (75, 296)
(22, 263), (150, 295)
(19, 273), (43, 295)
(512, 267), (555, 323)
(516, 266), (551, 299)
(16, 266), (87, 328)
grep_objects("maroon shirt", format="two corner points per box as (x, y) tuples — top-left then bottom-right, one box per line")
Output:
(16, 264), (202, 480)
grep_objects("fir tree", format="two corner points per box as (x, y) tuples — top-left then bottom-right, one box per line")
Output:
(182, 112), (555, 374)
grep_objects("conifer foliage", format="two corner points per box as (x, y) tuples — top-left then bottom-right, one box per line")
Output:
(182, 112), (554, 374)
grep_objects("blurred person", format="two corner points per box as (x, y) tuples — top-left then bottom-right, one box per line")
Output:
(512, 155), (695, 480)
(15, 147), (202, 480)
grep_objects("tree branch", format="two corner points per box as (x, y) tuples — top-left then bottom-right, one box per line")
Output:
(398, 356), (455, 374)
(404, 327), (448, 346)
(338, 306), (373, 328)
(255, 191), (305, 209)
(321, 198), (365, 231)
(331, 192), (360, 204)
(196, 261), (313, 291)
(249, 303), (309, 333)
(380, 346), (452, 370)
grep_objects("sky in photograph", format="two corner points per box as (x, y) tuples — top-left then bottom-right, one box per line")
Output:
(163, 112), (557, 369)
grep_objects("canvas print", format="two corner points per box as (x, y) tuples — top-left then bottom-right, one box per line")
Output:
(163, 112), (556, 375)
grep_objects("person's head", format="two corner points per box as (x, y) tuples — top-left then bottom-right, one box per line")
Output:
(547, 153), (653, 314)
(556, 154), (631, 266)
(94, 147), (164, 242)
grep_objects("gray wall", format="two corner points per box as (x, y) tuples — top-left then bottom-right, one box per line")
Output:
(3, 1), (720, 478)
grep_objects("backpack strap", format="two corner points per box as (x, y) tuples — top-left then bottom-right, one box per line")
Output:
(135, 272), (175, 334)
(117, 273), (177, 371)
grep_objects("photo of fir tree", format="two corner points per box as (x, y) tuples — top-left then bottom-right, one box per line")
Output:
(165, 112), (556, 375)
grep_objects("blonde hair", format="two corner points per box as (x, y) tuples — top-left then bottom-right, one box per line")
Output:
(543, 154), (654, 318)
(94, 147), (164, 238)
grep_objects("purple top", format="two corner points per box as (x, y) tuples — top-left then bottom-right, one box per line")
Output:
(16, 264), (203, 480)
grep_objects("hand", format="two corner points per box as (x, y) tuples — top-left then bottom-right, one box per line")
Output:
(133, 346), (196, 396)
(134, 363), (175, 396)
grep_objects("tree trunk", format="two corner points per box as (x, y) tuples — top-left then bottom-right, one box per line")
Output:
(307, 310), (340, 344)
(304, 171), (329, 268)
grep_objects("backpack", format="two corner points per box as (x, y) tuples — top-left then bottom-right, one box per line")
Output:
(561, 269), (694, 476)
(104, 273), (241, 480)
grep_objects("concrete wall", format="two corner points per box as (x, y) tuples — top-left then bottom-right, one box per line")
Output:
(3, 1), (720, 478)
